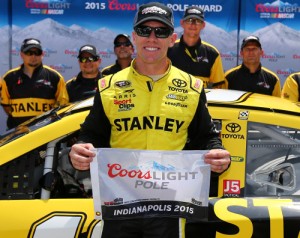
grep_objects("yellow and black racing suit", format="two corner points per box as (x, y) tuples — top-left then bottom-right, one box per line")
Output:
(0, 64), (68, 129)
(167, 36), (226, 89)
(282, 72), (300, 102)
(224, 63), (282, 97)
(78, 60), (225, 238)
(66, 71), (101, 102)
(101, 60), (131, 77)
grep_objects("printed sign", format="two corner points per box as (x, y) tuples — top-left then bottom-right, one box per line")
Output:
(90, 148), (211, 221)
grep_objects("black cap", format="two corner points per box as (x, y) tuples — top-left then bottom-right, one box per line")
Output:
(78, 44), (99, 57)
(241, 35), (261, 49)
(114, 34), (133, 47)
(21, 38), (42, 52)
(183, 6), (204, 21)
(133, 2), (174, 30)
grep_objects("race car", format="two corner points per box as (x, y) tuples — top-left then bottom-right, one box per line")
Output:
(0, 89), (299, 238)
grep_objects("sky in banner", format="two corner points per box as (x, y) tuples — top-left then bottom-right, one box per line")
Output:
(0, 0), (9, 27)
(11, 0), (239, 32)
(10, 0), (300, 32)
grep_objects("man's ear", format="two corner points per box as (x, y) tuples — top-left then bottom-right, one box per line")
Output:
(169, 33), (177, 47)
(239, 50), (243, 57)
(132, 31), (136, 45)
(180, 19), (184, 28)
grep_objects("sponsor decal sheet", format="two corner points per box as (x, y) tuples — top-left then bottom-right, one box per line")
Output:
(90, 148), (210, 221)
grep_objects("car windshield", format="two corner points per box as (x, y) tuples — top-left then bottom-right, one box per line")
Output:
(0, 106), (63, 147)
(0, 97), (94, 147)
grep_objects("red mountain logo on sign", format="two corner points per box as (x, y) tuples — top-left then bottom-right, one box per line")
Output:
(25, 0), (71, 15)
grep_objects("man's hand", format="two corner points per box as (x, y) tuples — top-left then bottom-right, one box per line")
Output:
(204, 149), (231, 173)
(69, 143), (96, 170)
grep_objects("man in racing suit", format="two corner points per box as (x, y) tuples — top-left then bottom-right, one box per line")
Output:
(69, 2), (231, 238)
(66, 44), (102, 102)
(282, 72), (300, 102)
(167, 6), (226, 89)
(0, 38), (68, 129)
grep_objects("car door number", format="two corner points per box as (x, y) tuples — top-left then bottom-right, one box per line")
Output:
(28, 212), (101, 238)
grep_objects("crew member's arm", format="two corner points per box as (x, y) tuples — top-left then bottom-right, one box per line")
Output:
(55, 75), (69, 105)
(282, 74), (299, 102)
(0, 77), (12, 116)
(272, 75), (282, 97)
(210, 54), (226, 89)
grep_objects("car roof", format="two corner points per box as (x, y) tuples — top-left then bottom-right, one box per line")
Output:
(66, 89), (300, 112)
(0, 89), (299, 163)
(205, 89), (300, 115)
(67, 89), (300, 115)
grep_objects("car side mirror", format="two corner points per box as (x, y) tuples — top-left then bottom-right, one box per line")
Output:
(249, 163), (296, 191)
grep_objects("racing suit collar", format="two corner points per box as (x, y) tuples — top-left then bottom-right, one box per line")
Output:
(21, 63), (44, 78)
(76, 71), (102, 83)
(180, 35), (202, 49)
(21, 63), (43, 72)
(131, 58), (172, 81)
(241, 63), (262, 74)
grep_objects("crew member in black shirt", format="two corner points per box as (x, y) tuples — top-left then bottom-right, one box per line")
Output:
(101, 34), (134, 76)
(66, 44), (102, 102)
(224, 35), (281, 96)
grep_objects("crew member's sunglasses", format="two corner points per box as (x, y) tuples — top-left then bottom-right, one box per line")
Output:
(134, 26), (173, 38)
(185, 18), (203, 25)
(24, 50), (43, 56)
(115, 42), (132, 48)
(78, 56), (99, 63)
